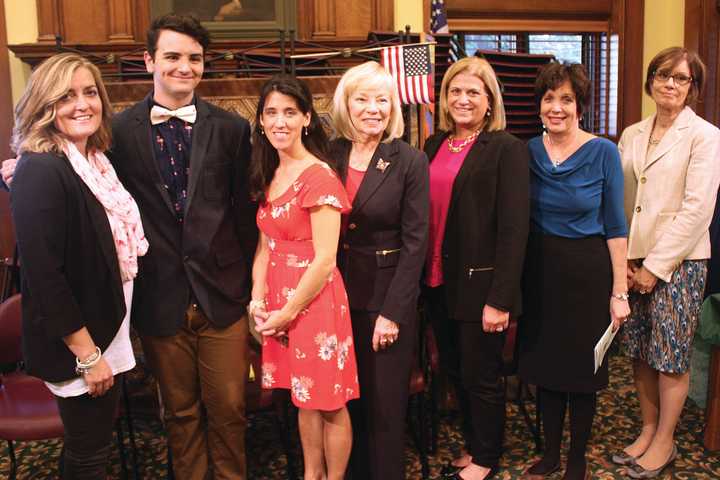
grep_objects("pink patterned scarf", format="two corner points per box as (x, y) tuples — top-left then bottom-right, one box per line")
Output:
(62, 141), (149, 282)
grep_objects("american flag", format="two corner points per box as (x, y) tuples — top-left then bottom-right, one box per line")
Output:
(381, 44), (434, 105)
(431, 0), (449, 34)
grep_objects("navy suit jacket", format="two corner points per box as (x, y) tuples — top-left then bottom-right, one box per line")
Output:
(110, 95), (256, 336)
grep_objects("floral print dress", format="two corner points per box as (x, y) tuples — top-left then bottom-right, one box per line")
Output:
(257, 163), (359, 409)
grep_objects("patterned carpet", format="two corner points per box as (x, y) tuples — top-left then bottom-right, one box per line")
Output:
(2, 354), (719, 479)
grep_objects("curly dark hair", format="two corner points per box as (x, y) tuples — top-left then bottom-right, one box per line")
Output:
(534, 61), (591, 117)
(146, 14), (210, 58)
(249, 75), (333, 203)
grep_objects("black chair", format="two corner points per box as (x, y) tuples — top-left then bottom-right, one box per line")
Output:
(502, 318), (542, 453)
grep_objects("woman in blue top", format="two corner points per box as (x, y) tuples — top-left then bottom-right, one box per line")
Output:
(517, 62), (630, 480)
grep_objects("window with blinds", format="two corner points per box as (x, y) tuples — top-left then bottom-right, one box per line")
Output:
(461, 32), (619, 138)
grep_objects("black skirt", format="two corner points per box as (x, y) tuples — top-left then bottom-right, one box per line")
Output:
(518, 233), (612, 393)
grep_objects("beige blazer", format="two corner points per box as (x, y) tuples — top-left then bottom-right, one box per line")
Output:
(618, 106), (720, 282)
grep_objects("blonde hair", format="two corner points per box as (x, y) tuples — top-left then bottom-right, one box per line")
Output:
(438, 56), (506, 132)
(332, 61), (404, 142)
(11, 53), (113, 155)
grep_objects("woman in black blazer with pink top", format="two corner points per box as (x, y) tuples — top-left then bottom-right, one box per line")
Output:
(422, 56), (529, 480)
(330, 61), (429, 480)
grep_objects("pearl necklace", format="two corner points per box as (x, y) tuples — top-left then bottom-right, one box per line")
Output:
(447, 129), (481, 153)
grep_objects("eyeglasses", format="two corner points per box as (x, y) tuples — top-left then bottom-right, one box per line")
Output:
(653, 70), (693, 86)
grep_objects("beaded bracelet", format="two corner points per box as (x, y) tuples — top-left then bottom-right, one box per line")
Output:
(75, 346), (102, 376)
(247, 299), (266, 318)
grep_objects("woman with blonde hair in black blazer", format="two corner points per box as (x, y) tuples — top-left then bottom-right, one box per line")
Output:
(423, 56), (530, 480)
(330, 60), (429, 480)
(616, 47), (720, 479)
(9, 53), (147, 478)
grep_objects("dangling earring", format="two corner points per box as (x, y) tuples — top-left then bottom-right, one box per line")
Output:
(304, 126), (309, 136)
(486, 108), (491, 117)
(260, 127), (265, 135)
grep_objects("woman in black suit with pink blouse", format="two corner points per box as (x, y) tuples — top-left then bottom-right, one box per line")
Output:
(422, 56), (530, 480)
(330, 60), (429, 480)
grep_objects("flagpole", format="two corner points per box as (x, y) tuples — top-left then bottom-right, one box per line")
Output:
(289, 51), (343, 60)
(288, 41), (438, 60)
(354, 41), (437, 54)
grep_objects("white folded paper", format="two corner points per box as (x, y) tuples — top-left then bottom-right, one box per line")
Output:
(594, 322), (618, 374)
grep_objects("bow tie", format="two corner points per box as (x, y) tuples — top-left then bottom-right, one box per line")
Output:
(150, 105), (197, 125)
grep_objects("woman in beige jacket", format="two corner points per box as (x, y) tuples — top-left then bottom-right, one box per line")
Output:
(617, 47), (720, 479)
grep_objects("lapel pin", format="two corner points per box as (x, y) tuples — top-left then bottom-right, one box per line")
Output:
(376, 158), (390, 173)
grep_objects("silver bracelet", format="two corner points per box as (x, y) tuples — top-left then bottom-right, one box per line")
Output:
(611, 292), (629, 301)
(75, 346), (102, 376)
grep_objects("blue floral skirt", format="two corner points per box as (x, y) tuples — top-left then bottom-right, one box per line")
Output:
(622, 260), (707, 373)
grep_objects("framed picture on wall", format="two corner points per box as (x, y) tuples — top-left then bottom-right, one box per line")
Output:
(151, 0), (296, 38)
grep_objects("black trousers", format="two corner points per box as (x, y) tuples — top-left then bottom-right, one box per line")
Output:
(424, 286), (506, 468)
(348, 309), (415, 480)
(55, 379), (120, 479)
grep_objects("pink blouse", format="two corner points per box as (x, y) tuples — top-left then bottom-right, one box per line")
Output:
(425, 139), (472, 287)
(342, 166), (366, 234)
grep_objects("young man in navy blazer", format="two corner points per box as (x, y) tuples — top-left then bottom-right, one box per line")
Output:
(109, 14), (255, 479)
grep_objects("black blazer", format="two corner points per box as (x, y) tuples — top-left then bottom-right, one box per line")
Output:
(333, 138), (429, 325)
(10, 152), (126, 382)
(110, 95), (256, 336)
(423, 130), (530, 321)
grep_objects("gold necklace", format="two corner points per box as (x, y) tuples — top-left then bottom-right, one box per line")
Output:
(447, 129), (481, 153)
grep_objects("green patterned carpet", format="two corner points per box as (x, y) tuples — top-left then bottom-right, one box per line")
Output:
(2, 354), (719, 479)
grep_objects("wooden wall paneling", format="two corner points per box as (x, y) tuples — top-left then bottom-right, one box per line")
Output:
(312, 0), (337, 39)
(424, 0), (431, 32)
(295, 0), (313, 39)
(686, 0), (720, 451)
(36, 0), (62, 43)
(616, 0), (644, 131)
(59, 0), (109, 43)
(133, 0), (151, 42)
(108, 0), (135, 42)
(684, 0), (719, 125)
(0, 0), (16, 260)
(446, 0), (613, 19)
(371, 0), (394, 32)
(336, 1), (371, 39)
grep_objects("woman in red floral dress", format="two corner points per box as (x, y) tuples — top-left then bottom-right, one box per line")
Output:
(248, 75), (359, 480)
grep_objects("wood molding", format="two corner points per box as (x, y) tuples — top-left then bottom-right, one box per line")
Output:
(371, 0), (394, 32)
(448, 18), (610, 32)
(446, 0), (613, 19)
(424, 0), (431, 33)
(133, 0), (151, 42)
(295, 0), (314, 38)
(312, 0), (337, 38)
(36, 0), (62, 43)
(108, 0), (135, 42)
(0, 0), (15, 259)
(685, 0), (720, 125)
(617, 0), (644, 130)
